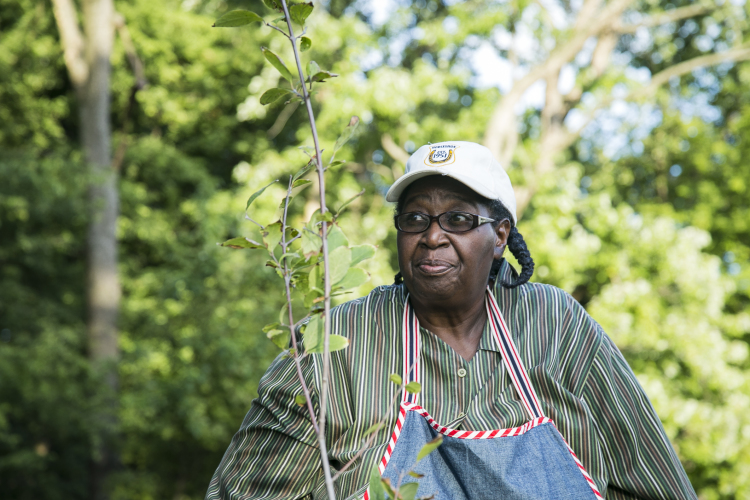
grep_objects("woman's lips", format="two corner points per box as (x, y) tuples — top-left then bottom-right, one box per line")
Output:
(416, 260), (453, 275)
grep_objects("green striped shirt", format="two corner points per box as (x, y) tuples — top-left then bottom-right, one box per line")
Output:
(206, 261), (696, 499)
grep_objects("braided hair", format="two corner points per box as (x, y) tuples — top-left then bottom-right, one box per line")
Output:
(393, 195), (534, 289)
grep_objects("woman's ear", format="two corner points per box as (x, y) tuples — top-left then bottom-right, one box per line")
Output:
(494, 219), (511, 261)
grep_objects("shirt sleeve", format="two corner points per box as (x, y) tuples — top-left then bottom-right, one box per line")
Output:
(205, 350), (323, 500)
(581, 332), (697, 499)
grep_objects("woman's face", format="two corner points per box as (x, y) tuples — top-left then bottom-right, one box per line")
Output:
(396, 176), (508, 308)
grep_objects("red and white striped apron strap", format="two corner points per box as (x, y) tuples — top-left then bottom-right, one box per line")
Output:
(402, 294), (420, 404)
(485, 287), (545, 420)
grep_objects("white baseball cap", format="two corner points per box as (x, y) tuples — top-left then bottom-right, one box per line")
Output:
(385, 141), (518, 224)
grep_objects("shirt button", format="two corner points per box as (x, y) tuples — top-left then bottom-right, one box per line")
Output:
(457, 368), (467, 378)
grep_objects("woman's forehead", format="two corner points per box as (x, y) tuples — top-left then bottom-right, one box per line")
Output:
(401, 176), (483, 208)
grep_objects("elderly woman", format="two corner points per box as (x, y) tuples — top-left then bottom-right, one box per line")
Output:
(206, 142), (696, 499)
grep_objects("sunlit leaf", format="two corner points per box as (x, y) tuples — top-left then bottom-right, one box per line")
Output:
(295, 394), (306, 406)
(267, 329), (289, 349)
(335, 267), (368, 289)
(389, 373), (402, 386)
(408, 471), (424, 479)
(308, 264), (321, 292)
(329, 246), (352, 284)
(369, 465), (385, 500)
(333, 116), (360, 154)
(416, 435), (442, 462)
(292, 161), (315, 182)
(262, 322), (281, 333)
(293, 179), (312, 188)
(260, 88), (295, 105)
(326, 160), (346, 170)
(381, 478), (397, 499)
(290, 2), (313, 26)
(300, 36), (312, 52)
(246, 180), (278, 211)
(220, 237), (264, 249)
(303, 314), (324, 353)
(306, 60), (321, 80)
(351, 244), (376, 265)
(263, 222), (283, 252)
(328, 334), (349, 352)
(213, 10), (263, 27)
(405, 381), (421, 394)
(327, 224), (349, 250)
(301, 229), (321, 255)
(262, 47), (295, 83)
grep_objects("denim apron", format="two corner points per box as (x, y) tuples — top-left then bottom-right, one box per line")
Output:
(363, 289), (603, 500)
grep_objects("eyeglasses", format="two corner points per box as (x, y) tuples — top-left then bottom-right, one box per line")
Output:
(394, 211), (496, 233)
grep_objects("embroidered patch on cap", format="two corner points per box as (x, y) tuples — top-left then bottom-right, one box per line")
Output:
(424, 144), (458, 166)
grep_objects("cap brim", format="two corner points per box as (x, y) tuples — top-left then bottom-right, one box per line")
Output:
(385, 170), (498, 204)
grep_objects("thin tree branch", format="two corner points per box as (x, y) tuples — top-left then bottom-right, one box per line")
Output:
(483, 0), (635, 161)
(279, 2), (335, 500)
(113, 13), (147, 90)
(381, 134), (410, 165)
(281, 175), (320, 435)
(616, 3), (717, 34)
(51, 0), (89, 89)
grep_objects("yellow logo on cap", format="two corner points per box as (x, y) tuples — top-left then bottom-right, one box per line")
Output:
(424, 145), (458, 166)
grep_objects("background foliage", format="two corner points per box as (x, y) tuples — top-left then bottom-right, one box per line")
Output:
(1, 0), (749, 499)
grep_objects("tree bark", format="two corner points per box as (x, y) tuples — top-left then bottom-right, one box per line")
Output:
(52, 0), (118, 498)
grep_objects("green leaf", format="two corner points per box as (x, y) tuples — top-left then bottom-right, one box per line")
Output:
(335, 189), (365, 217)
(381, 478), (397, 499)
(220, 237), (264, 249)
(333, 116), (360, 154)
(292, 161), (315, 182)
(308, 264), (321, 292)
(292, 178), (312, 188)
(408, 471), (424, 479)
(267, 329), (289, 349)
(416, 434), (443, 462)
(262, 322), (281, 333)
(300, 36), (312, 52)
(290, 2), (313, 26)
(311, 70), (338, 83)
(263, 222), (283, 252)
(262, 47), (295, 83)
(328, 334), (349, 352)
(399, 482), (419, 500)
(327, 224), (349, 251)
(301, 229), (321, 255)
(263, 0), (283, 11)
(246, 180), (278, 211)
(405, 381), (422, 394)
(295, 394), (306, 406)
(306, 61), (321, 81)
(303, 314), (324, 353)
(260, 88), (295, 105)
(213, 10), (264, 27)
(389, 373), (402, 386)
(329, 246), (352, 284)
(351, 244), (376, 265)
(364, 422), (384, 436)
(369, 465), (385, 500)
(326, 160), (346, 170)
(335, 267), (368, 289)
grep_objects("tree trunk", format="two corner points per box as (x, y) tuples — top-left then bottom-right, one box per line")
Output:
(52, 0), (119, 497)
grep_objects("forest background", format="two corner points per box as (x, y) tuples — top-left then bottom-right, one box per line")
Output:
(1, 0), (749, 499)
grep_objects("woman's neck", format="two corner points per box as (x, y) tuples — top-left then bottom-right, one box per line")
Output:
(409, 291), (488, 362)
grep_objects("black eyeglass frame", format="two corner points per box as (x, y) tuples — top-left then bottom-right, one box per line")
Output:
(394, 211), (497, 234)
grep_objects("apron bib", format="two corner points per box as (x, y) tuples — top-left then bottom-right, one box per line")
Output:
(363, 288), (603, 500)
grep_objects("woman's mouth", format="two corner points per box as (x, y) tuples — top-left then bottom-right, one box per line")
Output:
(416, 260), (453, 275)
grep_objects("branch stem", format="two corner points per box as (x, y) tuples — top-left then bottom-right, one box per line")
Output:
(281, 176), (320, 435)
(280, 2), (335, 500)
